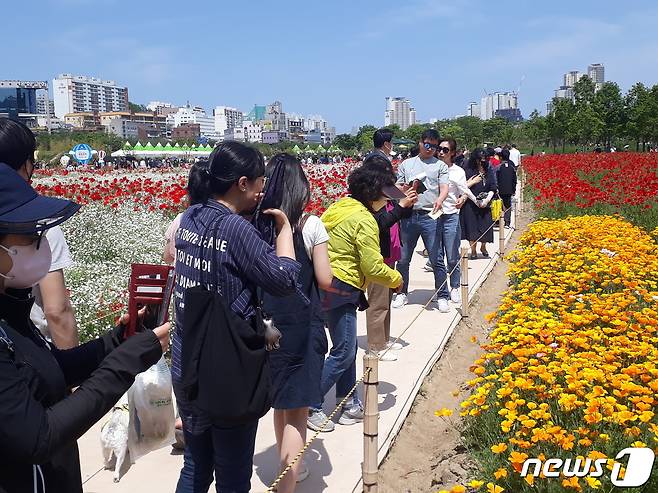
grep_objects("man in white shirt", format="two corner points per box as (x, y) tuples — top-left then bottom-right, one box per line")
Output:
(509, 144), (521, 168)
(433, 138), (478, 311)
(393, 129), (449, 309)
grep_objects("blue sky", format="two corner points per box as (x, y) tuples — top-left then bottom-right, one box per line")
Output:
(10, 0), (658, 132)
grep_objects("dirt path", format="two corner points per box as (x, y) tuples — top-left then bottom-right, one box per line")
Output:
(379, 211), (534, 493)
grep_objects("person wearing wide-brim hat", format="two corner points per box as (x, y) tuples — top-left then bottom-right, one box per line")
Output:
(0, 162), (170, 493)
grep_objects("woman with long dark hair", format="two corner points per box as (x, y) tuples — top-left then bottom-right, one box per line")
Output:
(172, 142), (300, 493)
(460, 148), (497, 258)
(262, 153), (333, 492)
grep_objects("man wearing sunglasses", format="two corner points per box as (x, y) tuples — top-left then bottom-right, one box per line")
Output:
(393, 129), (449, 310)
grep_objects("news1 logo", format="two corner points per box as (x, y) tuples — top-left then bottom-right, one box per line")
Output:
(521, 447), (655, 487)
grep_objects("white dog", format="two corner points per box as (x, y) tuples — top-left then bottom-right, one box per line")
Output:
(100, 393), (130, 482)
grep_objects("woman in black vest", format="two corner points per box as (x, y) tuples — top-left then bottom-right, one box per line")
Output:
(262, 154), (333, 492)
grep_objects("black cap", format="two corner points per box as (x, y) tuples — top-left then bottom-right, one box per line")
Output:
(0, 163), (80, 234)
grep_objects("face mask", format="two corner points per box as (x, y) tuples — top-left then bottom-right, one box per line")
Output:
(0, 237), (52, 289)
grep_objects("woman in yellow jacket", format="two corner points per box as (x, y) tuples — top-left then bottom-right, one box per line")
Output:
(307, 163), (403, 431)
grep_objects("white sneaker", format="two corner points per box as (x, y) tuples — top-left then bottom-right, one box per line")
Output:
(297, 461), (309, 483)
(392, 293), (408, 309)
(437, 298), (450, 313)
(450, 288), (461, 303)
(377, 350), (398, 361)
(386, 340), (403, 350)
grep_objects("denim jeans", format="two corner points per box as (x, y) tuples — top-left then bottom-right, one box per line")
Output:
(398, 211), (440, 293)
(313, 303), (360, 410)
(434, 212), (462, 299)
(175, 420), (259, 493)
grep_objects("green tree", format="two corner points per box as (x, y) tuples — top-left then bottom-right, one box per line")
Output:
(592, 82), (625, 147)
(403, 123), (430, 143)
(569, 105), (604, 149)
(482, 117), (511, 145)
(453, 116), (483, 149)
(522, 110), (547, 150)
(128, 102), (148, 113)
(381, 124), (401, 137)
(441, 123), (465, 144)
(625, 83), (654, 151)
(573, 76), (596, 107)
(333, 133), (359, 150)
(356, 125), (377, 150)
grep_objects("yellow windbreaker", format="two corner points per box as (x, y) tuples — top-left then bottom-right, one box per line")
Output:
(321, 197), (402, 291)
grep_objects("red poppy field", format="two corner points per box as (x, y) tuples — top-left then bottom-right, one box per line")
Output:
(523, 153), (658, 231)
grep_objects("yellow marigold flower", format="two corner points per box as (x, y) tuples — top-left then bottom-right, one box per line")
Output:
(449, 487), (466, 493)
(585, 477), (601, 489)
(468, 480), (484, 488)
(486, 483), (504, 493)
(493, 468), (507, 479)
(434, 408), (454, 417)
(490, 443), (507, 454)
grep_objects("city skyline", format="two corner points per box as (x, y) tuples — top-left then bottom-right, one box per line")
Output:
(6, 0), (658, 133)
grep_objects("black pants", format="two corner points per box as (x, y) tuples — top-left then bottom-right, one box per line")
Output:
(500, 194), (513, 226)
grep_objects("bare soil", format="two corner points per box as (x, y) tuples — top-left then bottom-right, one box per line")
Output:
(378, 211), (534, 493)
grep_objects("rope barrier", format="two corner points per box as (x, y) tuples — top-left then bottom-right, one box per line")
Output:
(266, 369), (372, 492)
(379, 204), (513, 360)
(267, 202), (518, 491)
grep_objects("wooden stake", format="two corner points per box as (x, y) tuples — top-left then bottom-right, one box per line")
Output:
(460, 246), (469, 318)
(363, 353), (379, 493)
(499, 214), (505, 256)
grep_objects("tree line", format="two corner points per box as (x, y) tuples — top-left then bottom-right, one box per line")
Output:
(334, 76), (658, 153)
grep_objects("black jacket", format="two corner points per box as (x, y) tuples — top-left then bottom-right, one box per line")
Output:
(372, 202), (413, 259)
(0, 289), (162, 493)
(496, 160), (518, 195)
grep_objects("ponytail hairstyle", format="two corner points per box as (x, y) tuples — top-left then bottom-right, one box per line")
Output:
(205, 141), (265, 196)
(186, 160), (210, 205)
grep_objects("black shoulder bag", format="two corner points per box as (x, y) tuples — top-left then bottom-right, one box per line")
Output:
(179, 209), (271, 425)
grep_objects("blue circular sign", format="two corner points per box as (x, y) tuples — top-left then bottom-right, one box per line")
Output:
(70, 143), (94, 165)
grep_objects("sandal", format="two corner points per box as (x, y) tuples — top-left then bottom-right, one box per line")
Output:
(469, 253), (478, 260)
(480, 251), (490, 258)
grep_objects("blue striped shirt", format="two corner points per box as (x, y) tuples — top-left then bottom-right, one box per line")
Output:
(172, 200), (300, 433)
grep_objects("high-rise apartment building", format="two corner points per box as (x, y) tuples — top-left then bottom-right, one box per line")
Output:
(467, 101), (480, 118)
(52, 74), (128, 119)
(214, 106), (243, 136)
(587, 63), (605, 90)
(36, 92), (55, 116)
(384, 97), (416, 130)
(563, 71), (583, 88)
(479, 92), (518, 120)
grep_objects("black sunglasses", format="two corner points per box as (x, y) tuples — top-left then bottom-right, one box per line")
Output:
(438, 146), (451, 154)
(422, 142), (439, 151)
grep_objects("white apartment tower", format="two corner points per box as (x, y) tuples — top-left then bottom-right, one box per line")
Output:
(214, 106), (244, 136)
(479, 92), (518, 120)
(587, 63), (605, 90)
(384, 97), (415, 130)
(52, 74), (128, 119)
(563, 71), (583, 88)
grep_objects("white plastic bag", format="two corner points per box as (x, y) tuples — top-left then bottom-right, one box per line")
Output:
(127, 356), (176, 461)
